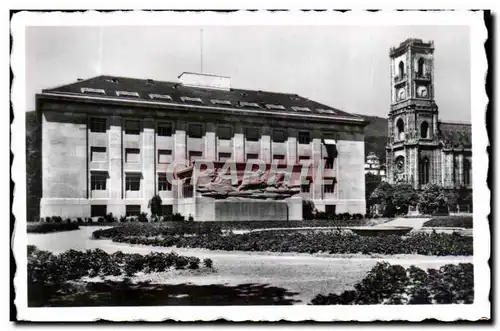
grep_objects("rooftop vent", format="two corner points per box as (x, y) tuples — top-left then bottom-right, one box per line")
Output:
(106, 78), (119, 84)
(146, 79), (155, 85)
(149, 93), (172, 101)
(181, 96), (203, 104)
(116, 91), (140, 98)
(81, 87), (106, 95)
(291, 106), (311, 112)
(178, 72), (231, 91)
(265, 104), (286, 110)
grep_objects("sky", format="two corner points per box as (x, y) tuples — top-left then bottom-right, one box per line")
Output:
(25, 25), (471, 122)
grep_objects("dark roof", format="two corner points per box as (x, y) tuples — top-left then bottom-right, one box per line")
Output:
(40, 75), (363, 122)
(438, 121), (472, 149)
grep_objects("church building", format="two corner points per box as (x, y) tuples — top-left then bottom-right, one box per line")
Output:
(386, 38), (472, 190)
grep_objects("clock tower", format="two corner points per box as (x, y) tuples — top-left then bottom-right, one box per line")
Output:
(386, 38), (440, 188)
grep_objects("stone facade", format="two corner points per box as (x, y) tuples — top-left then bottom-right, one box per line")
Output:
(386, 39), (472, 190)
(37, 73), (367, 219)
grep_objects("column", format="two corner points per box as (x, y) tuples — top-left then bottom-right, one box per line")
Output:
(108, 116), (123, 216)
(174, 125), (186, 202)
(286, 129), (297, 165)
(457, 154), (464, 186)
(311, 137), (322, 201)
(260, 126), (271, 164)
(142, 118), (155, 212)
(204, 123), (216, 161)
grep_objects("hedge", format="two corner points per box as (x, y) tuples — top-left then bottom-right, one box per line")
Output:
(27, 223), (80, 234)
(423, 216), (473, 229)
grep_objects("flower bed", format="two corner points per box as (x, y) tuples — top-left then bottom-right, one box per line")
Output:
(310, 262), (473, 304)
(27, 222), (80, 234)
(93, 227), (473, 256)
(423, 215), (473, 229)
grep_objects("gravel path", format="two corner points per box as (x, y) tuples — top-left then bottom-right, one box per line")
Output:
(28, 226), (472, 304)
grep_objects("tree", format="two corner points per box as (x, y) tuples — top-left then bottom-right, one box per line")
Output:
(148, 195), (163, 217)
(302, 199), (315, 220)
(391, 184), (419, 215)
(419, 184), (448, 215)
(365, 173), (382, 212)
(369, 181), (394, 216)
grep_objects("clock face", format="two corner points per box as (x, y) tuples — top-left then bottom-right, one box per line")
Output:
(395, 157), (405, 173)
(397, 88), (406, 101)
(417, 85), (428, 98)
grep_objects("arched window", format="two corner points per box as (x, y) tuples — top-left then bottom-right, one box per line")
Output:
(464, 159), (471, 186)
(398, 61), (405, 77)
(420, 121), (429, 139)
(417, 58), (425, 77)
(420, 157), (430, 185)
(396, 118), (405, 140)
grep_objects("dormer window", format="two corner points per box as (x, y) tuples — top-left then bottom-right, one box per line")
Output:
(211, 99), (232, 106)
(240, 101), (260, 108)
(181, 96), (203, 104)
(317, 108), (337, 114)
(265, 104), (286, 110)
(116, 91), (140, 98)
(81, 87), (106, 95)
(291, 106), (311, 112)
(149, 94), (172, 101)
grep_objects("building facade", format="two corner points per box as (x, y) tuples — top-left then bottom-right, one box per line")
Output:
(37, 72), (367, 219)
(386, 39), (472, 189)
(364, 152), (386, 181)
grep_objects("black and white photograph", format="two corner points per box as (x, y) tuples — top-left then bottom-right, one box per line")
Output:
(11, 10), (490, 322)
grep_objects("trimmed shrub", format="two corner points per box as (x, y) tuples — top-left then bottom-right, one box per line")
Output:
(203, 258), (213, 268)
(27, 223), (79, 234)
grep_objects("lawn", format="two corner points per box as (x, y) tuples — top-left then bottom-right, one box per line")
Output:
(423, 215), (473, 229)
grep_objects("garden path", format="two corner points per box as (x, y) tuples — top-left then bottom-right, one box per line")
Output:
(374, 217), (431, 230)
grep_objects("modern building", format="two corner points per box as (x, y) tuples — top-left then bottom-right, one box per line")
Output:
(386, 39), (472, 189)
(364, 152), (386, 181)
(37, 72), (368, 219)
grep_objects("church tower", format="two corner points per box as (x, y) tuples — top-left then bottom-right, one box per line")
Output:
(386, 39), (440, 189)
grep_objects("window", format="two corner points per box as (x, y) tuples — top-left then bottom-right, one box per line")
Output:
(420, 157), (430, 185)
(464, 159), (471, 186)
(217, 126), (232, 140)
(158, 173), (172, 191)
(292, 106), (311, 112)
(325, 205), (336, 216)
(240, 101), (260, 108)
(125, 148), (140, 163)
(157, 123), (172, 136)
(323, 178), (336, 194)
(161, 205), (173, 216)
(265, 104), (286, 110)
(272, 129), (286, 143)
(116, 91), (140, 98)
(218, 152), (232, 162)
(246, 153), (259, 161)
(211, 99), (232, 106)
(158, 150), (172, 164)
(188, 124), (203, 138)
(299, 156), (310, 161)
(126, 205), (141, 217)
(81, 87), (106, 95)
(183, 182), (193, 198)
(149, 93), (172, 101)
(398, 61), (405, 76)
(273, 154), (285, 164)
(189, 151), (203, 163)
(91, 172), (107, 190)
(91, 205), (107, 217)
(181, 96), (203, 104)
(125, 120), (140, 135)
(324, 157), (334, 169)
(317, 108), (336, 114)
(396, 118), (405, 140)
(245, 128), (260, 141)
(417, 58), (425, 77)
(125, 174), (141, 191)
(420, 121), (429, 139)
(90, 118), (107, 133)
(301, 183), (310, 193)
(91, 147), (107, 162)
(298, 131), (310, 144)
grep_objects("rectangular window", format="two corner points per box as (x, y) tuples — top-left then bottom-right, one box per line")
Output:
(240, 101), (261, 108)
(161, 205), (173, 216)
(125, 120), (140, 135)
(183, 182), (193, 198)
(298, 131), (311, 144)
(323, 178), (335, 193)
(218, 152), (232, 162)
(246, 153), (259, 161)
(125, 174), (141, 191)
(90, 118), (107, 133)
(157, 123), (172, 136)
(91, 205), (107, 217)
(272, 129), (286, 143)
(292, 106), (311, 112)
(299, 156), (310, 162)
(116, 91), (140, 98)
(301, 183), (310, 193)
(81, 87), (106, 95)
(217, 126), (233, 140)
(91, 147), (107, 162)
(126, 205), (141, 217)
(158, 149), (172, 164)
(189, 151), (203, 163)
(324, 157), (334, 169)
(266, 104), (286, 110)
(245, 128), (260, 141)
(149, 93), (172, 101)
(125, 148), (140, 163)
(181, 96), (203, 104)
(273, 154), (285, 165)
(91, 172), (107, 190)
(158, 173), (172, 191)
(211, 99), (231, 106)
(188, 124), (203, 138)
